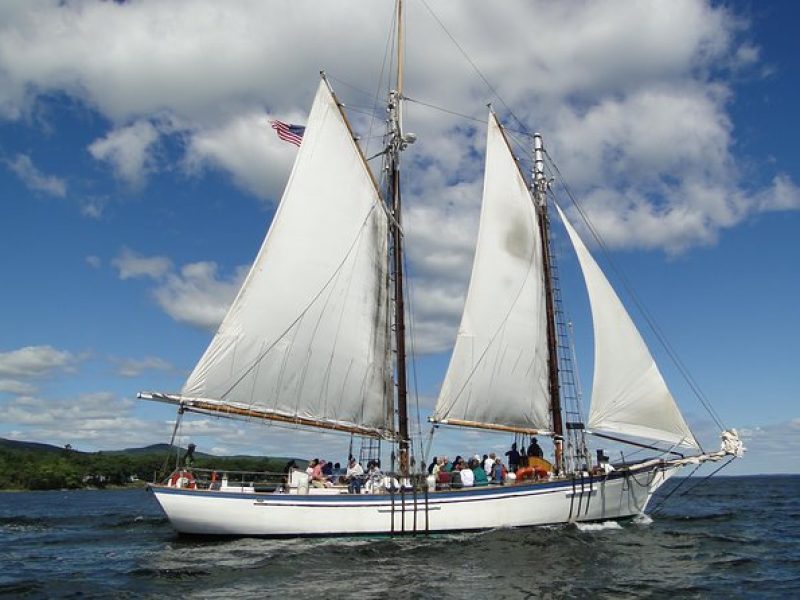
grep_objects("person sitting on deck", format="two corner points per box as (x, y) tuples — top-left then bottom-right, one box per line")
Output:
(472, 460), (489, 486)
(282, 459), (297, 490)
(492, 458), (506, 484)
(431, 457), (442, 479)
(483, 453), (495, 475)
(460, 459), (475, 487)
(345, 457), (364, 494)
(308, 458), (326, 488)
(365, 461), (384, 494)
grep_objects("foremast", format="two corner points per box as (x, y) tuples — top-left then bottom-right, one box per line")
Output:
(388, 0), (411, 475)
(532, 134), (564, 472)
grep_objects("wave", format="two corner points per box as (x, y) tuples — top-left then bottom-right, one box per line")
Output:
(575, 521), (623, 532)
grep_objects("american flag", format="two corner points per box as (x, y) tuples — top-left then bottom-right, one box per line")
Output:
(270, 120), (305, 147)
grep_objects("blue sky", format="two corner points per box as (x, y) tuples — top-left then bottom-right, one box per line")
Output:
(1, 1), (798, 475)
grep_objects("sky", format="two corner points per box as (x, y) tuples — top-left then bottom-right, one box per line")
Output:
(1, 0), (798, 476)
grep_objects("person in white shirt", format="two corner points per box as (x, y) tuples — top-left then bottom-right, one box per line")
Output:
(460, 462), (475, 487)
(345, 457), (364, 494)
(484, 453), (496, 475)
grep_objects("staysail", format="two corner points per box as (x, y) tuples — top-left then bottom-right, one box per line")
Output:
(432, 113), (552, 433)
(555, 204), (698, 449)
(174, 79), (392, 438)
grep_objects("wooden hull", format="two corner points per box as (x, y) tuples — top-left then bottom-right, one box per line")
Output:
(149, 463), (681, 537)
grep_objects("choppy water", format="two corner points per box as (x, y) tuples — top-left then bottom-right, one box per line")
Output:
(1, 475), (798, 599)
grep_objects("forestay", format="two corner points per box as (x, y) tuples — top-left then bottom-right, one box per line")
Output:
(555, 204), (698, 449)
(181, 80), (393, 437)
(432, 113), (551, 433)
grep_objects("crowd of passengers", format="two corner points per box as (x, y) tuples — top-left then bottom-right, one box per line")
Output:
(289, 438), (547, 494)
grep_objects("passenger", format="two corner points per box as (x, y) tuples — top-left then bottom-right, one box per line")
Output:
(483, 453), (494, 475)
(460, 459), (475, 487)
(331, 462), (346, 484)
(282, 459), (297, 489)
(528, 437), (544, 458)
(322, 460), (333, 477)
(309, 458), (326, 488)
(505, 443), (521, 473)
(442, 456), (453, 473)
(492, 458), (505, 484)
(365, 461), (384, 494)
(472, 460), (489, 486)
(428, 456), (437, 475)
(345, 457), (364, 494)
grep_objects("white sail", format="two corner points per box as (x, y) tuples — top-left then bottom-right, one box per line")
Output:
(181, 80), (392, 437)
(432, 113), (551, 432)
(555, 204), (698, 449)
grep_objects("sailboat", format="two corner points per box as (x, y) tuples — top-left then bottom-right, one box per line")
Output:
(138, 1), (743, 537)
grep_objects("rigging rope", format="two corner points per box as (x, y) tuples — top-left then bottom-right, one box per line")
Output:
(402, 249), (427, 468)
(418, 0), (531, 137)
(648, 463), (702, 515)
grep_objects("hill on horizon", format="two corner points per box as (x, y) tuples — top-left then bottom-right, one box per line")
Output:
(0, 437), (298, 463)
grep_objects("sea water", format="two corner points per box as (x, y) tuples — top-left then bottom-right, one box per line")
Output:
(1, 475), (798, 599)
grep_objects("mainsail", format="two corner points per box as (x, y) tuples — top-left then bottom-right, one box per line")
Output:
(555, 204), (699, 449)
(176, 80), (393, 438)
(432, 113), (552, 433)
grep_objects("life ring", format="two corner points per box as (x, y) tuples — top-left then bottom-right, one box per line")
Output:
(516, 467), (535, 481)
(168, 470), (196, 489)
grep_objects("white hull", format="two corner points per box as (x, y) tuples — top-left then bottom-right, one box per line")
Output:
(149, 463), (681, 537)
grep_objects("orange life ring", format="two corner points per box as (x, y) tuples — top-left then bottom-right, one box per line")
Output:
(516, 467), (535, 481)
(168, 470), (196, 489)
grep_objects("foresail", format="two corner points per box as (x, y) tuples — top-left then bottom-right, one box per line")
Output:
(181, 80), (392, 437)
(555, 204), (698, 449)
(432, 113), (552, 433)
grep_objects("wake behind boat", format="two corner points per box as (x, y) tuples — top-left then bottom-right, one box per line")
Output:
(138, 0), (743, 537)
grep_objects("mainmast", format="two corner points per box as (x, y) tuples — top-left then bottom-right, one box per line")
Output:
(389, 0), (411, 475)
(533, 133), (564, 472)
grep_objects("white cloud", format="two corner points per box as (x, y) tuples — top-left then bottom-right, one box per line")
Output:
(112, 356), (177, 378)
(88, 120), (159, 186)
(85, 255), (102, 269)
(153, 261), (247, 331)
(112, 247), (172, 280)
(185, 111), (298, 201)
(112, 246), (246, 331)
(725, 418), (800, 475)
(756, 174), (800, 212)
(0, 379), (37, 395)
(5, 153), (66, 197)
(1, 0), (798, 358)
(80, 196), (109, 219)
(2, 391), (171, 449)
(0, 345), (81, 378)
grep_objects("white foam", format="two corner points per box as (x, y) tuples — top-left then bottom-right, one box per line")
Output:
(575, 521), (623, 532)
(634, 513), (653, 526)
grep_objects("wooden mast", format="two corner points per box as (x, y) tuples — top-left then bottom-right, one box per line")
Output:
(533, 133), (564, 472)
(390, 0), (410, 475)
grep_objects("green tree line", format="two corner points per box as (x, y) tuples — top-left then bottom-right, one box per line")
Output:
(0, 444), (296, 491)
